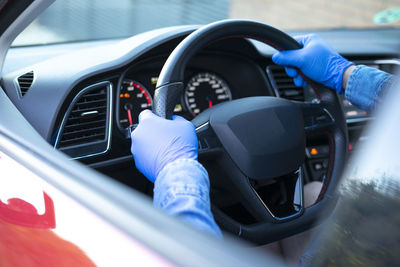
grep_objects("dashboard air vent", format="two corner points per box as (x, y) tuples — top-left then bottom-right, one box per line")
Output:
(55, 82), (112, 159)
(17, 71), (34, 97)
(266, 65), (304, 101)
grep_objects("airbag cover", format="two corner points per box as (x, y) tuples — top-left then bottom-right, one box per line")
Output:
(210, 97), (305, 179)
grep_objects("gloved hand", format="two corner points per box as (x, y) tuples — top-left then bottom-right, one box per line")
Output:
(131, 109), (198, 182)
(272, 34), (354, 94)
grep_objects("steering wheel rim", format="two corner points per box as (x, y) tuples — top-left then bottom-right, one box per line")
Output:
(153, 19), (348, 244)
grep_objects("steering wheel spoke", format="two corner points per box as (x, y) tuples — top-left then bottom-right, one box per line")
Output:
(196, 121), (223, 157)
(218, 150), (306, 222)
(300, 102), (336, 134)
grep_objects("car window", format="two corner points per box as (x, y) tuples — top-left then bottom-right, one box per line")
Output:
(0, 149), (170, 266)
(305, 75), (400, 266)
(12, 0), (400, 46)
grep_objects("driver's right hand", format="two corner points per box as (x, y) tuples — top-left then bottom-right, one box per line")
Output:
(131, 109), (198, 183)
(272, 34), (354, 94)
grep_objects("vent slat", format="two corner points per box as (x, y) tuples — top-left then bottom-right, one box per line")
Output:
(59, 133), (105, 147)
(282, 90), (302, 97)
(17, 71), (34, 97)
(66, 112), (107, 120)
(75, 99), (107, 107)
(58, 85), (108, 148)
(63, 119), (106, 131)
(62, 126), (106, 137)
(71, 106), (107, 115)
(272, 73), (289, 78)
(267, 66), (304, 101)
(81, 91), (107, 99)
(276, 78), (295, 84)
(18, 81), (34, 84)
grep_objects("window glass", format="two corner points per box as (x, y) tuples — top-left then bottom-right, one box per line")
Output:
(307, 78), (400, 266)
(13, 0), (400, 46)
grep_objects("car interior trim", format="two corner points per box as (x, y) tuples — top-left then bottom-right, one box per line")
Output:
(0, 0), (53, 73)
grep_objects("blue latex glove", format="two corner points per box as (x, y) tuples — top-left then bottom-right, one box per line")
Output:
(131, 109), (198, 182)
(272, 34), (354, 94)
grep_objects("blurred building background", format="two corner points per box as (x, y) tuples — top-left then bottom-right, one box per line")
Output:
(230, 0), (400, 30)
(12, 0), (400, 46)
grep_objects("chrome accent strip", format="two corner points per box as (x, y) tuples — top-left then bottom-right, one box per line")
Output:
(54, 81), (113, 160)
(81, 110), (99, 117)
(346, 117), (374, 124)
(323, 107), (334, 122)
(195, 121), (210, 132)
(303, 107), (335, 131)
(250, 167), (304, 221)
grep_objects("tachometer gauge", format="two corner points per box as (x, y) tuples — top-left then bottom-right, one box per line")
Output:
(118, 79), (152, 128)
(184, 72), (232, 117)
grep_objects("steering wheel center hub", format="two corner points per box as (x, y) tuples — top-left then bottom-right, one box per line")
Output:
(209, 97), (305, 179)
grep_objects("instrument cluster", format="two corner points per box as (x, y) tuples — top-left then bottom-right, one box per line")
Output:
(116, 70), (232, 135)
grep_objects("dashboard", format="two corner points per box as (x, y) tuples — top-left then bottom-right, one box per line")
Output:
(2, 26), (400, 193)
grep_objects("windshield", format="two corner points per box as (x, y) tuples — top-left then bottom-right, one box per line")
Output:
(12, 0), (400, 46)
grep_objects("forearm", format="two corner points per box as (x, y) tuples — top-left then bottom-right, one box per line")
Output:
(154, 159), (222, 238)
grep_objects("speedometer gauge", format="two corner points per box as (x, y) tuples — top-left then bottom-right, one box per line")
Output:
(184, 72), (232, 117)
(118, 79), (152, 128)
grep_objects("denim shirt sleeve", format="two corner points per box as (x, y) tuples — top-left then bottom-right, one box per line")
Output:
(153, 158), (222, 238)
(345, 65), (394, 111)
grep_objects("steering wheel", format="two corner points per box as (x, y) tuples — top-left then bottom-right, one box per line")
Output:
(153, 20), (348, 244)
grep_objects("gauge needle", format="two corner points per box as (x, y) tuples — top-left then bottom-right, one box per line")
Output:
(127, 109), (133, 126)
(208, 100), (213, 108)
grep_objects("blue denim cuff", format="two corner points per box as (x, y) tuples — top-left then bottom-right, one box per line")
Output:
(345, 65), (393, 111)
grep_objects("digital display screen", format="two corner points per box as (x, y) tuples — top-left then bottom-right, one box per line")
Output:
(151, 76), (158, 85)
(150, 76), (182, 113)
